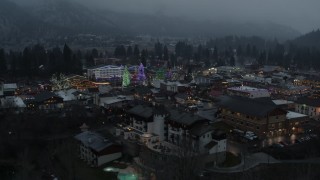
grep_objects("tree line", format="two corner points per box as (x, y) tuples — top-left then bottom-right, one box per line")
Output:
(0, 44), (83, 77)
(2, 36), (320, 78)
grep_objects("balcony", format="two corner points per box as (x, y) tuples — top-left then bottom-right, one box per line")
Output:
(223, 113), (266, 125)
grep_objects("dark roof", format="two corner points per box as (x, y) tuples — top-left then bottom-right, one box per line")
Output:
(88, 87), (99, 93)
(72, 91), (90, 96)
(153, 104), (168, 115)
(175, 93), (189, 99)
(218, 96), (279, 117)
(212, 130), (227, 140)
(205, 141), (218, 149)
(34, 92), (62, 102)
(74, 131), (114, 152)
(296, 97), (320, 107)
(131, 86), (152, 94)
(167, 109), (206, 126)
(189, 123), (215, 137)
(128, 105), (153, 119)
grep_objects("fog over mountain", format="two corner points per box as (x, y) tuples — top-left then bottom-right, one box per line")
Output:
(4, 0), (320, 41)
(72, 0), (320, 33)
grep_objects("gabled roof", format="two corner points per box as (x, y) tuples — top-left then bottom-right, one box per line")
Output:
(74, 131), (114, 152)
(218, 96), (279, 117)
(130, 86), (152, 95)
(34, 92), (62, 102)
(175, 93), (189, 100)
(128, 105), (154, 119)
(296, 97), (320, 107)
(72, 91), (90, 96)
(189, 123), (215, 137)
(167, 109), (206, 126)
(88, 87), (99, 93)
(205, 141), (218, 149)
(3, 83), (17, 90)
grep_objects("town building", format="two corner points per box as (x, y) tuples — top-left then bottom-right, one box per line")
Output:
(25, 92), (64, 111)
(194, 74), (223, 85)
(227, 86), (270, 98)
(125, 105), (167, 142)
(121, 104), (227, 156)
(219, 96), (287, 137)
(2, 83), (17, 98)
(295, 97), (320, 120)
(286, 111), (309, 134)
(272, 99), (295, 110)
(74, 131), (122, 167)
(160, 81), (189, 93)
(87, 65), (124, 82)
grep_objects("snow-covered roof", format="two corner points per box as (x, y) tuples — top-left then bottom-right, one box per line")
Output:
(0, 97), (26, 108)
(272, 99), (294, 105)
(100, 96), (134, 106)
(3, 83), (17, 90)
(286, 111), (308, 120)
(55, 89), (77, 101)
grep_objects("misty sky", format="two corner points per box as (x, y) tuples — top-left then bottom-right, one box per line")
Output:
(12, 0), (320, 33)
(74, 0), (320, 33)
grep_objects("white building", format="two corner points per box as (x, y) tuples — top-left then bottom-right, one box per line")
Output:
(74, 131), (122, 167)
(242, 74), (272, 84)
(189, 124), (227, 154)
(87, 65), (124, 81)
(216, 66), (243, 74)
(120, 105), (227, 157)
(55, 88), (77, 102)
(227, 86), (270, 98)
(295, 97), (320, 120)
(2, 83), (17, 98)
(126, 105), (167, 142)
(159, 81), (189, 93)
(99, 95), (134, 109)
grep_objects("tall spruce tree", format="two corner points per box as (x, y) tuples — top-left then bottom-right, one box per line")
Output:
(63, 44), (72, 73)
(0, 49), (6, 72)
(122, 66), (130, 87)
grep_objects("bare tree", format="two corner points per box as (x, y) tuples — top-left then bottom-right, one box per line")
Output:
(50, 73), (70, 91)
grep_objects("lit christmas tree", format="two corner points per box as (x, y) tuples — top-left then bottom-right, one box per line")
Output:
(122, 66), (131, 87)
(155, 68), (165, 80)
(138, 63), (146, 82)
(166, 69), (173, 80)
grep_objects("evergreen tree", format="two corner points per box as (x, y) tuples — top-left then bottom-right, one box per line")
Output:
(0, 48), (6, 72)
(91, 48), (99, 58)
(9, 51), (16, 75)
(163, 45), (169, 60)
(230, 56), (235, 66)
(127, 46), (133, 57)
(122, 66), (130, 87)
(246, 44), (252, 57)
(154, 41), (163, 58)
(114, 45), (126, 58)
(22, 47), (32, 76)
(134, 45), (140, 58)
(63, 44), (72, 73)
(85, 50), (94, 67)
(156, 68), (165, 80)
(213, 46), (218, 59)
